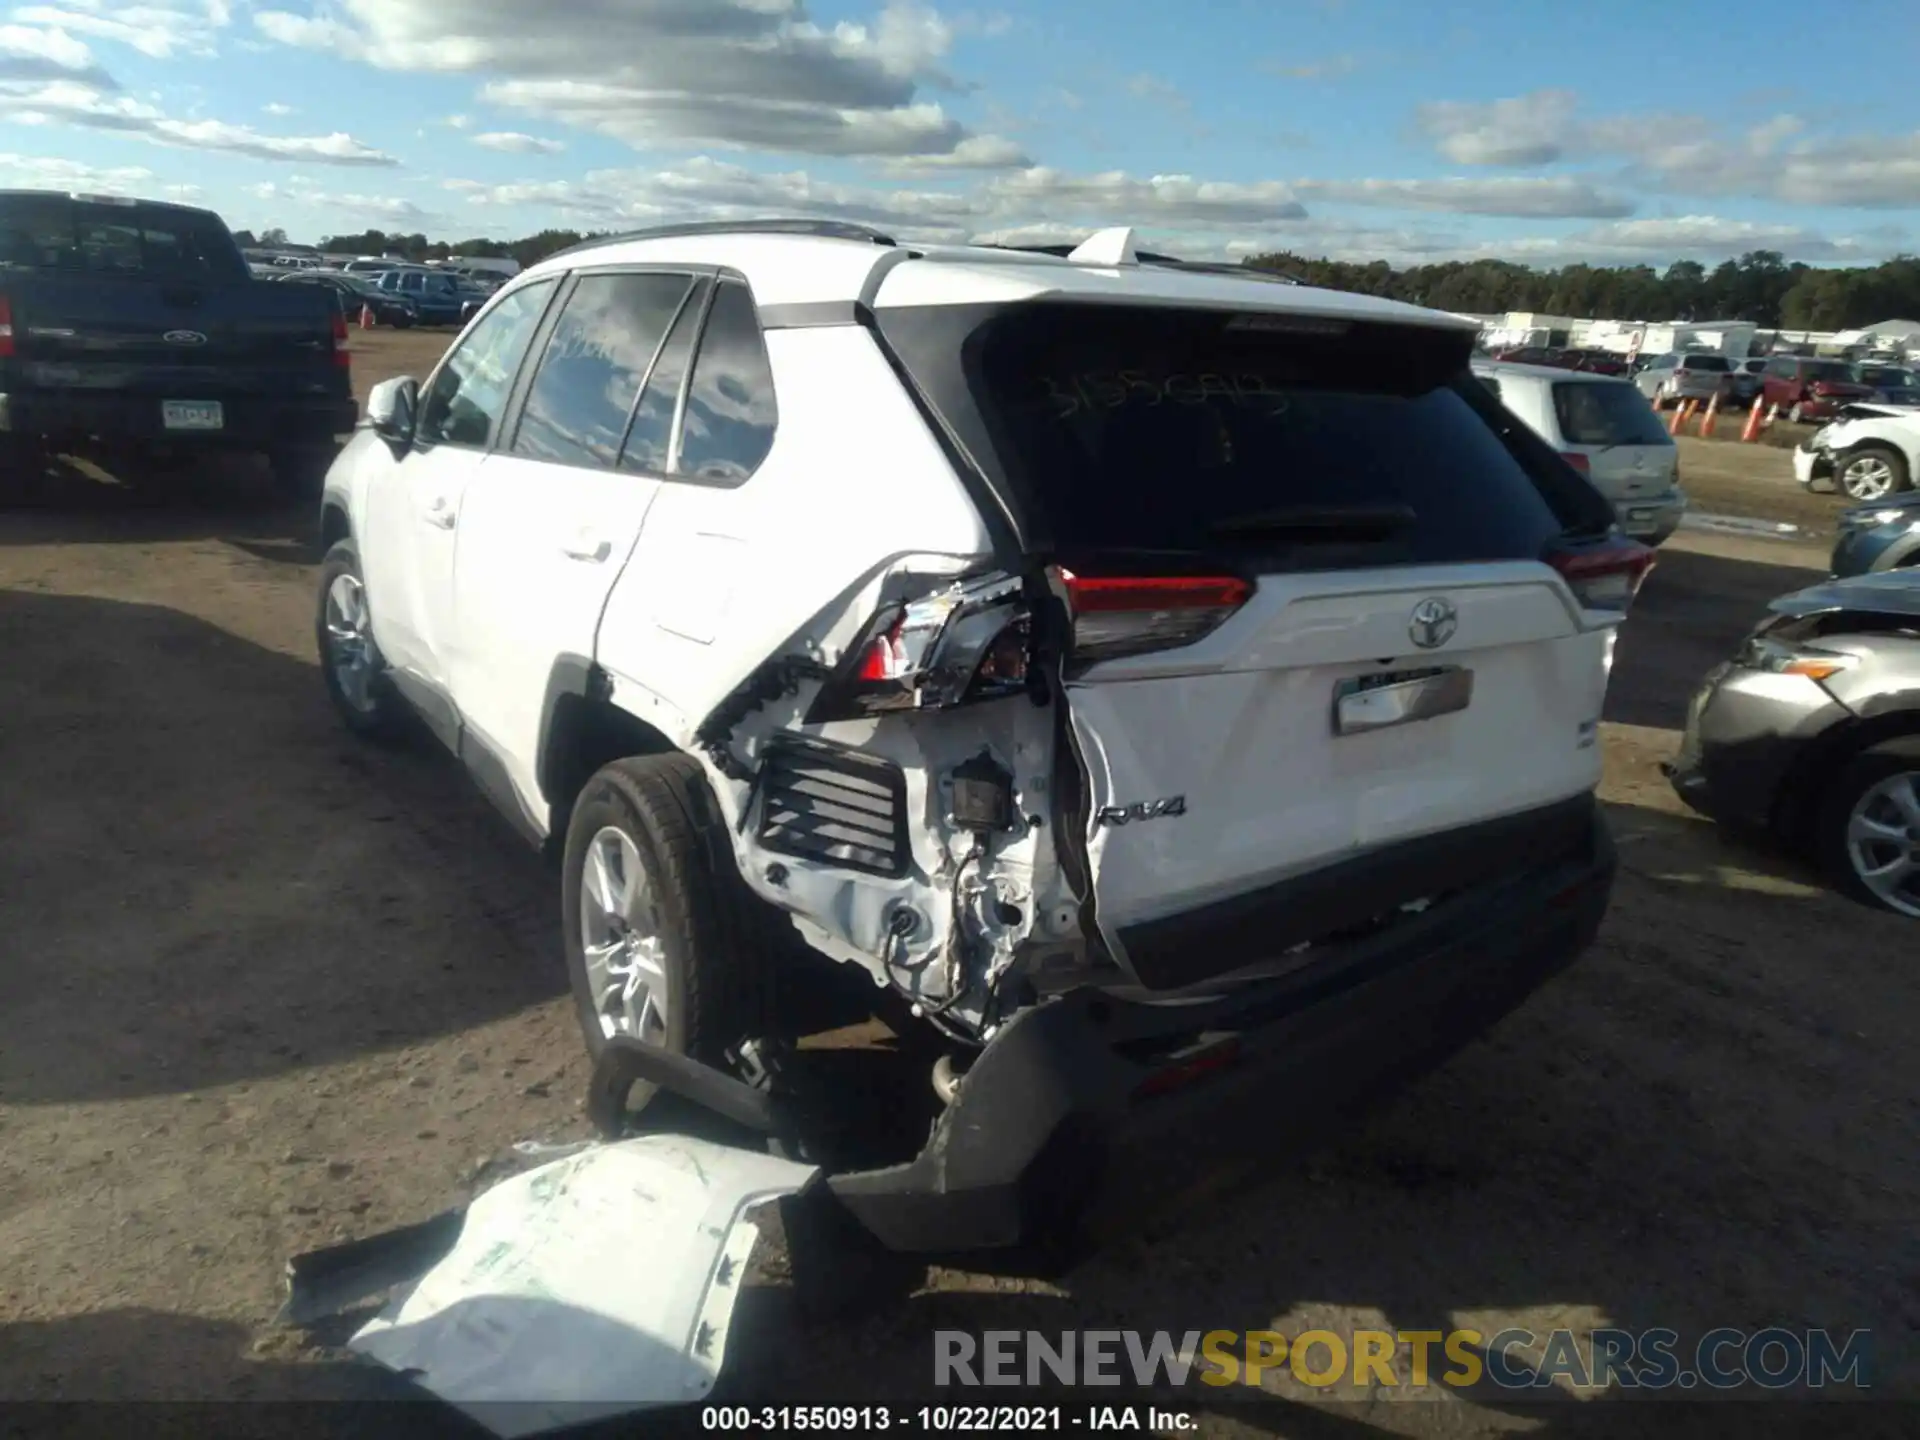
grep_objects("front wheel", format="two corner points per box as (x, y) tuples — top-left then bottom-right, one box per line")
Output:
(315, 540), (407, 741)
(561, 754), (773, 1077)
(1836, 445), (1909, 502)
(1819, 742), (1920, 920)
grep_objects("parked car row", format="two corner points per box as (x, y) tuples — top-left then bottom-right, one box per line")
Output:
(1489, 344), (1627, 376)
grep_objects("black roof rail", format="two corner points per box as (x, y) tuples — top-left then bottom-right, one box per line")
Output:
(542, 218), (897, 264)
(976, 242), (1305, 285)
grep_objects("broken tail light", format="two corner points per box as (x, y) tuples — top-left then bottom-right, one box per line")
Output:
(331, 308), (351, 368)
(807, 567), (1254, 722)
(1545, 534), (1656, 614)
(808, 572), (1032, 722)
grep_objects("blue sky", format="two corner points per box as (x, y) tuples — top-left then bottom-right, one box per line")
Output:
(0, 0), (1916, 268)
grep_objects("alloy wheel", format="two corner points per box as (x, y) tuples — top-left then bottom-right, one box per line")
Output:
(1845, 771), (1920, 918)
(322, 572), (378, 714)
(578, 826), (671, 1040)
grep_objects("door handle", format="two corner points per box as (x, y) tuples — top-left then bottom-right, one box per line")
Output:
(561, 534), (613, 563)
(423, 497), (456, 530)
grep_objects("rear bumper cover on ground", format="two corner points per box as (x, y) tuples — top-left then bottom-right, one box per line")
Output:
(0, 389), (358, 445)
(827, 800), (1617, 1253)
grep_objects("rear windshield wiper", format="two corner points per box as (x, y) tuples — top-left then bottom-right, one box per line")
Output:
(1209, 503), (1417, 542)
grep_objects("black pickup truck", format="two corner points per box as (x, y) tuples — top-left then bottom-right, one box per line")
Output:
(0, 190), (358, 498)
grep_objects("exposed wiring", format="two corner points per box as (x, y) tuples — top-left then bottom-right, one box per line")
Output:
(913, 836), (986, 1018)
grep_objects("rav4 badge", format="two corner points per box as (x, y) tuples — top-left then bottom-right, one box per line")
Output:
(1096, 796), (1187, 827)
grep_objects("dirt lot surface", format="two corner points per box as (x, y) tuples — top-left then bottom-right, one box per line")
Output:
(3, 330), (1916, 1437)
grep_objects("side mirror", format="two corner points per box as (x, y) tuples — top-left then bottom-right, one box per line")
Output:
(366, 376), (419, 444)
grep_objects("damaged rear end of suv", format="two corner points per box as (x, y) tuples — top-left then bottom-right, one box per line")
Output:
(488, 232), (1645, 1255)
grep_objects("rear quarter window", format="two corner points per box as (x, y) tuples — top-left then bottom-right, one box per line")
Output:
(969, 304), (1589, 568)
(0, 197), (245, 279)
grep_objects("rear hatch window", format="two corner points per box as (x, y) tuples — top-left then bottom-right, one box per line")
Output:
(0, 196), (246, 281)
(966, 303), (1582, 567)
(1677, 355), (1729, 371)
(1552, 381), (1671, 447)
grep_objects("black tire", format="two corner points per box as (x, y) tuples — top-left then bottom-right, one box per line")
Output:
(1836, 444), (1910, 501)
(315, 539), (408, 741)
(269, 443), (339, 502)
(1815, 739), (1920, 920)
(561, 754), (773, 1075)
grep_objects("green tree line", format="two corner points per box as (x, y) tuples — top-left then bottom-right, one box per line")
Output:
(247, 225), (1920, 332)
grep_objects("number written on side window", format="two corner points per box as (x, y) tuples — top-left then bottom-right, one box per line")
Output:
(674, 281), (778, 483)
(416, 279), (555, 449)
(515, 272), (694, 470)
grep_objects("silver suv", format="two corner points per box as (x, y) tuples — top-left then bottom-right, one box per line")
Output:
(1634, 351), (1732, 406)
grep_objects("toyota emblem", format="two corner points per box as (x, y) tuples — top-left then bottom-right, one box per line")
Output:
(1408, 596), (1458, 649)
(162, 329), (208, 346)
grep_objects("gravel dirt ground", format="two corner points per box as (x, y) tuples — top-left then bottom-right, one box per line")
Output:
(2, 330), (1915, 1437)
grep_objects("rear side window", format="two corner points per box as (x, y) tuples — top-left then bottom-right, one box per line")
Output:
(513, 271), (694, 470)
(971, 304), (1573, 567)
(1552, 382), (1670, 447)
(673, 281), (778, 484)
(0, 197), (246, 279)
(1679, 354), (1729, 372)
(619, 280), (706, 474)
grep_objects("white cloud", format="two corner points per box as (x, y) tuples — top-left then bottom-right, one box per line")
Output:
(250, 176), (443, 227)
(0, 74), (399, 164)
(13, 0), (231, 60)
(471, 130), (563, 155)
(1296, 176), (1635, 219)
(0, 21), (116, 85)
(262, 100), (295, 116)
(0, 146), (151, 190)
(444, 112), (471, 129)
(252, 0), (1022, 164)
(1417, 89), (1581, 166)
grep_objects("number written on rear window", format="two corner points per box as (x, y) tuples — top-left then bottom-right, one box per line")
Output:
(513, 272), (694, 471)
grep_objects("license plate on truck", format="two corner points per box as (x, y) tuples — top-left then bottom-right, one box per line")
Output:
(1629, 507), (1656, 523)
(161, 400), (223, 431)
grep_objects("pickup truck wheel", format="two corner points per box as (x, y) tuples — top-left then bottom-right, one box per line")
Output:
(1836, 445), (1908, 502)
(562, 754), (772, 1078)
(270, 445), (338, 502)
(1818, 741), (1920, 920)
(315, 540), (406, 740)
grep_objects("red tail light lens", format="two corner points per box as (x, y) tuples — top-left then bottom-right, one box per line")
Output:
(1559, 451), (1592, 474)
(1058, 569), (1252, 664)
(331, 309), (350, 367)
(808, 573), (1031, 722)
(0, 293), (13, 359)
(1546, 536), (1656, 613)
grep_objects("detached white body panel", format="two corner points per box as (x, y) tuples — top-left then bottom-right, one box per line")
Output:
(349, 1137), (817, 1439)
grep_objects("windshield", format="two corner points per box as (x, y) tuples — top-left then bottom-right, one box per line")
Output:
(1553, 381), (1671, 447)
(1805, 360), (1856, 382)
(0, 196), (247, 280)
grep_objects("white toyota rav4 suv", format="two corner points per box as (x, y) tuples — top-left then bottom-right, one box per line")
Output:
(315, 220), (1645, 1251)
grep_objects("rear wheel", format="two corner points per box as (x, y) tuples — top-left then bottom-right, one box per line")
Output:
(1817, 741), (1920, 920)
(1836, 445), (1908, 502)
(561, 754), (774, 1079)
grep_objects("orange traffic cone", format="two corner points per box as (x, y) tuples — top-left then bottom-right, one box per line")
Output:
(1740, 398), (1765, 442)
(1697, 392), (1720, 439)
(1668, 399), (1693, 436)
(1762, 401), (1780, 429)
(359, 303), (374, 330)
